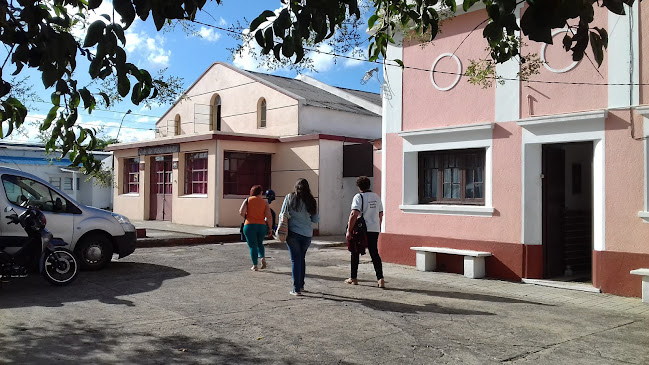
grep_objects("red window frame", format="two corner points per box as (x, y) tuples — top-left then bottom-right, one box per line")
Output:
(184, 152), (208, 195)
(123, 158), (140, 194)
(223, 152), (271, 196)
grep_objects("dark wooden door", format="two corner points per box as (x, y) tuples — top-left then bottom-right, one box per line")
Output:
(150, 155), (173, 221)
(542, 145), (565, 278)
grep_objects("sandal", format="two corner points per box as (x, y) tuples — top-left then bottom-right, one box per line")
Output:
(344, 278), (358, 285)
(260, 258), (267, 269)
(377, 279), (385, 288)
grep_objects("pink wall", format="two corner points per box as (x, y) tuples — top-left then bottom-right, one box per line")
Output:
(604, 110), (649, 254)
(402, 9), (495, 131)
(520, 6), (608, 118)
(384, 122), (522, 244)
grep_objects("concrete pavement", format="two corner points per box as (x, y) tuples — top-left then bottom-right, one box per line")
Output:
(1, 241), (648, 364)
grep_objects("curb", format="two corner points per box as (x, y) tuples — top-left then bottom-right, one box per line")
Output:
(136, 234), (242, 248)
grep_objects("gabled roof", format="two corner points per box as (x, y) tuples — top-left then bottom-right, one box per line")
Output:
(248, 71), (381, 117)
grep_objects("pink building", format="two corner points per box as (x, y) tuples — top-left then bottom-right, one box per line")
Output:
(378, 3), (649, 298)
(107, 63), (381, 234)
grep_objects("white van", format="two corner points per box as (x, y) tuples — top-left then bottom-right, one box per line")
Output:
(0, 166), (136, 270)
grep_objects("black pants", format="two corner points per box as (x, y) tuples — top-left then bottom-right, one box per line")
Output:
(350, 232), (383, 280)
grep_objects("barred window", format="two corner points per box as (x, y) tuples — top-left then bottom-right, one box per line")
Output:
(184, 152), (208, 194)
(123, 158), (140, 194)
(419, 149), (485, 205)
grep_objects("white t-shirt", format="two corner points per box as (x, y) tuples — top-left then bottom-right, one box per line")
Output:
(351, 192), (383, 233)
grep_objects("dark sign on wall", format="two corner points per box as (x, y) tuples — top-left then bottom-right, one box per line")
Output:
(138, 144), (180, 156)
(343, 143), (373, 177)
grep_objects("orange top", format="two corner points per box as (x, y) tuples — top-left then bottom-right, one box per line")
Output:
(244, 196), (268, 225)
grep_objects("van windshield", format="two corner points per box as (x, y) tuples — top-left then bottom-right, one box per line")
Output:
(1, 174), (70, 213)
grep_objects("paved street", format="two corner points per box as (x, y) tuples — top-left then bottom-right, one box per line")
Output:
(1, 241), (648, 364)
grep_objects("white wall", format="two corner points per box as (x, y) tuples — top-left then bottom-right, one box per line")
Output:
(318, 140), (344, 234)
(0, 148), (113, 209)
(299, 106), (381, 140)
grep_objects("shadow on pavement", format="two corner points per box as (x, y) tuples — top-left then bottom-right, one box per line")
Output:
(315, 292), (496, 315)
(0, 320), (289, 365)
(0, 262), (190, 309)
(267, 271), (551, 306)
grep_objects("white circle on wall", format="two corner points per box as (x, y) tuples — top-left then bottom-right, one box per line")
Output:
(430, 53), (462, 91)
(541, 28), (580, 73)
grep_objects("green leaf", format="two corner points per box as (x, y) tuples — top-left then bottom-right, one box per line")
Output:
(602, 0), (626, 15)
(282, 36), (295, 57)
(250, 10), (276, 31)
(394, 59), (404, 68)
(108, 24), (126, 45)
(118, 74), (131, 97)
(42, 70), (59, 88)
(368, 14), (379, 30)
(88, 0), (102, 10)
(114, 0), (136, 26)
(43, 105), (59, 130)
(51, 92), (61, 106)
(444, 0), (457, 13)
(83, 20), (106, 48)
(254, 30), (265, 48)
(79, 88), (95, 111)
(99, 92), (110, 107)
(264, 27), (274, 50)
(463, 0), (480, 12)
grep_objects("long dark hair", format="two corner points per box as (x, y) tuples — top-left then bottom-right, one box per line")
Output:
(291, 178), (317, 215)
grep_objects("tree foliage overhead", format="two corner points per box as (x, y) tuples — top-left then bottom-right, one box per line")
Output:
(0, 0), (639, 174)
(250, 0), (636, 67)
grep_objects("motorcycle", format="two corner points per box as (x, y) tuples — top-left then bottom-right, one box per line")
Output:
(0, 205), (78, 286)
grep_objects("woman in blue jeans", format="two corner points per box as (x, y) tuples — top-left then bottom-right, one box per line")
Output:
(279, 178), (319, 296)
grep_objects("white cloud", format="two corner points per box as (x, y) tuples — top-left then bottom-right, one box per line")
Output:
(308, 43), (335, 72)
(219, 17), (228, 27)
(232, 30), (267, 72)
(344, 47), (365, 68)
(198, 26), (221, 42)
(74, 1), (172, 69)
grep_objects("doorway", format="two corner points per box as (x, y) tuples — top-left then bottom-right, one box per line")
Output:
(150, 155), (173, 221)
(542, 142), (593, 281)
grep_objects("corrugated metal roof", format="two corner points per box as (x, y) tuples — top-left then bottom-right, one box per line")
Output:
(248, 72), (381, 117)
(0, 156), (72, 166)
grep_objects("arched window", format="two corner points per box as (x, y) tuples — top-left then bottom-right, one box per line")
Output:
(174, 114), (181, 136)
(211, 94), (222, 131)
(258, 98), (267, 128)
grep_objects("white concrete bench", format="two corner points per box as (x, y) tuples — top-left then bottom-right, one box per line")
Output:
(410, 247), (492, 279)
(630, 268), (649, 303)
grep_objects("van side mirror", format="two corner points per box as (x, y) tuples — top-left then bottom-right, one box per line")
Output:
(4, 206), (15, 213)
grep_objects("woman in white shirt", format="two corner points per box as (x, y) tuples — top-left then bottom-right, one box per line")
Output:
(345, 176), (385, 288)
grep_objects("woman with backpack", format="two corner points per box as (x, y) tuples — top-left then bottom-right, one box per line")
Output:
(345, 176), (385, 288)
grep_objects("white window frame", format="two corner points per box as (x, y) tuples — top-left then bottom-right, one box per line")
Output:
(517, 109), (607, 250)
(398, 123), (494, 216)
(635, 106), (649, 222)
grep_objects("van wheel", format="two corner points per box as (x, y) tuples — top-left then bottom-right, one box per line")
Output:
(75, 234), (113, 270)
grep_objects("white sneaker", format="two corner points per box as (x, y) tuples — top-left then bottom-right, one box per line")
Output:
(289, 290), (302, 296)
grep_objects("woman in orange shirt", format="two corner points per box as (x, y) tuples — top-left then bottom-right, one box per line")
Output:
(239, 185), (273, 271)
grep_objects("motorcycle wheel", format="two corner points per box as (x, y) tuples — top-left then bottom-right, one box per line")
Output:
(42, 248), (78, 286)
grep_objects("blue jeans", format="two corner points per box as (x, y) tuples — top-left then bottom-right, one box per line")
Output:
(243, 224), (267, 266)
(286, 231), (311, 292)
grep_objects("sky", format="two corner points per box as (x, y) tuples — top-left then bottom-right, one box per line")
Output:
(4, 0), (381, 144)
